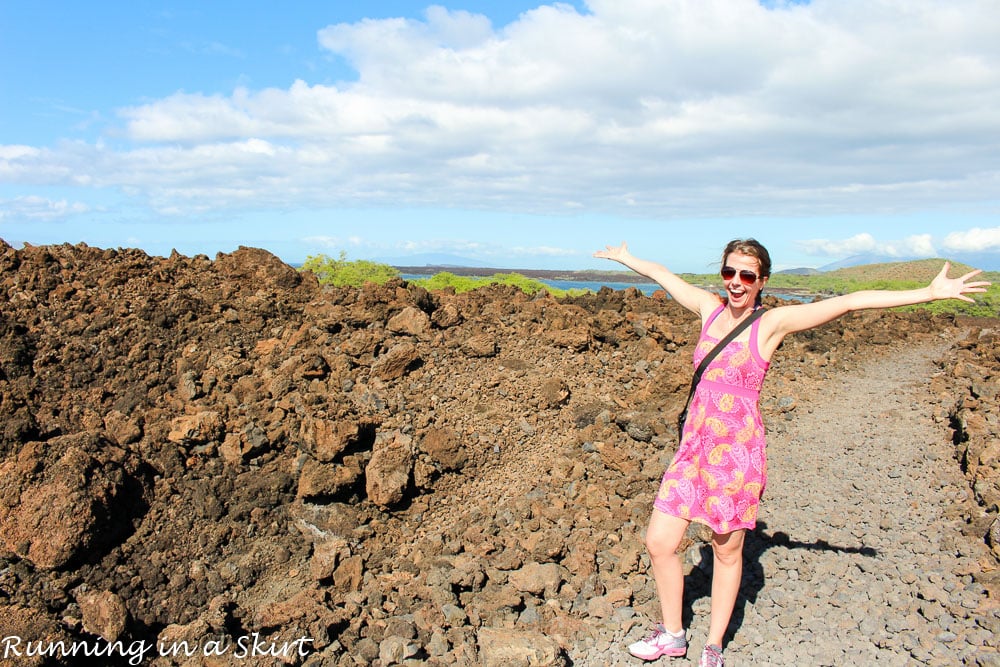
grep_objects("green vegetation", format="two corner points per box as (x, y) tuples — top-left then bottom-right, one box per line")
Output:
(685, 259), (999, 317)
(298, 253), (997, 317)
(812, 261), (998, 317)
(299, 254), (581, 297)
(300, 252), (400, 287)
(412, 271), (583, 297)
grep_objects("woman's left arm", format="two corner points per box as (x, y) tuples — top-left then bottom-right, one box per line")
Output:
(758, 263), (991, 356)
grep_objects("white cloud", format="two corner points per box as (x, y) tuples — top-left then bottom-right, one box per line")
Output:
(0, 196), (88, 222)
(510, 245), (579, 257)
(301, 236), (342, 249)
(902, 234), (937, 257)
(398, 239), (489, 254)
(3, 0), (1000, 223)
(301, 235), (366, 250)
(0, 145), (40, 160)
(942, 226), (1000, 251)
(796, 232), (937, 258)
(311, 235), (581, 260)
(796, 233), (877, 256)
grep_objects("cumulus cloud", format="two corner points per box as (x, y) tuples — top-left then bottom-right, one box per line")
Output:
(301, 235), (365, 250)
(3, 0), (1000, 222)
(796, 233), (878, 256)
(796, 233), (937, 258)
(398, 239), (492, 255)
(942, 226), (1000, 251)
(301, 236), (343, 250)
(0, 196), (88, 222)
(510, 245), (580, 257)
(387, 238), (577, 260)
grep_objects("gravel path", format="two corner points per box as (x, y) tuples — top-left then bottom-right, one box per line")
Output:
(594, 340), (1000, 666)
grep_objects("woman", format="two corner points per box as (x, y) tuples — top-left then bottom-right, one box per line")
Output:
(593, 239), (989, 667)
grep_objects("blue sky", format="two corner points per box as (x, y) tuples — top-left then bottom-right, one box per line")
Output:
(2, 0), (999, 272)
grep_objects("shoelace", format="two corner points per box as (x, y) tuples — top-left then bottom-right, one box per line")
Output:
(701, 644), (724, 667)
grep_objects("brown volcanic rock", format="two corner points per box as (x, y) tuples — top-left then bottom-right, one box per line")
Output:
(0, 432), (149, 570)
(0, 239), (996, 664)
(365, 429), (414, 508)
(0, 604), (70, 667)
(76, 588), (129, 642)
(420, 426), (468, 471)
(943, 324), (1000, 559)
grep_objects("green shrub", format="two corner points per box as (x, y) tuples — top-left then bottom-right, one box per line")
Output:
(686, 266), (998, 317)
(849, 277), (998, 317)
(300, 252), (400, 287)
(413, 272), (582, 297)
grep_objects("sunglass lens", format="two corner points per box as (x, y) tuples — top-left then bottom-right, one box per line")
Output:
(721, 266), (758, 284)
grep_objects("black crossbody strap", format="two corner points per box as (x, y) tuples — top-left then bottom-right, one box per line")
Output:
(677, 307), (766, 431)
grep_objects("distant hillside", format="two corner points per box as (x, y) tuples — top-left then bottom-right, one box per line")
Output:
(394, 265), (658, 284)
(824, 258), (979, 283)
(818, 253), (922, 271)
(394, 259), (996, 289)
(823, 252), (1000, 273)
(777, 267), (821, 276)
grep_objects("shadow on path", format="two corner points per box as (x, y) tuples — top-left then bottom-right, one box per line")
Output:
(681, 520), (879, 643)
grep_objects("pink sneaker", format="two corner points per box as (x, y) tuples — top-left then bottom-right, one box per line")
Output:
(699, 643), (725, 667)
(627, 624), (687, 660)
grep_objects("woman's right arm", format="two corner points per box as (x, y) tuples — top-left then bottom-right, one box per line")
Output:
(594, 242), (720, 316)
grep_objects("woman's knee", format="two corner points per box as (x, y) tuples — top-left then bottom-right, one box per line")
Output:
(711, 530), (745, 566)
(645, 531), (680, 560)
(645, 513), (687, 559)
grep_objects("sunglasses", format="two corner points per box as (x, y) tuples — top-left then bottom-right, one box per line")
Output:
(721, 266), (760, 285)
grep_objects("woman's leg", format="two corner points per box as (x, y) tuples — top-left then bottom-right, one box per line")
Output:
(706, 528), (746, 647)
(645, 510), (691, 632)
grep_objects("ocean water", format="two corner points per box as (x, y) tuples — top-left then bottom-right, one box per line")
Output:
(399, 274), (656, 294)
(400, 274), (812, 302)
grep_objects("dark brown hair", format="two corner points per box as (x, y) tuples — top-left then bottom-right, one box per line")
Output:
(722, 238), (771, 278)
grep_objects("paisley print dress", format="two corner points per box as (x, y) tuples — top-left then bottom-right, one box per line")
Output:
(654, 304), (770, 533)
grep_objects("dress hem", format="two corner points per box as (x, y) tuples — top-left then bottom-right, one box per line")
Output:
(651, 501), (757, 535)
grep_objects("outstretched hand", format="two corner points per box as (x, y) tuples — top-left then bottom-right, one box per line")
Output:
(929, 262), (992, 303)
(593, 241), (630, 263)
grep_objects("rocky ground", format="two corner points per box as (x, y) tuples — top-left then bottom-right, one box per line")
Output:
(0, 240), (998, 666)
(611, 340), (999, 666)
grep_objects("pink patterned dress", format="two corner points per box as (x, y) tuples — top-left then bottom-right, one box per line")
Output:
(654, 304), (770, 534)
